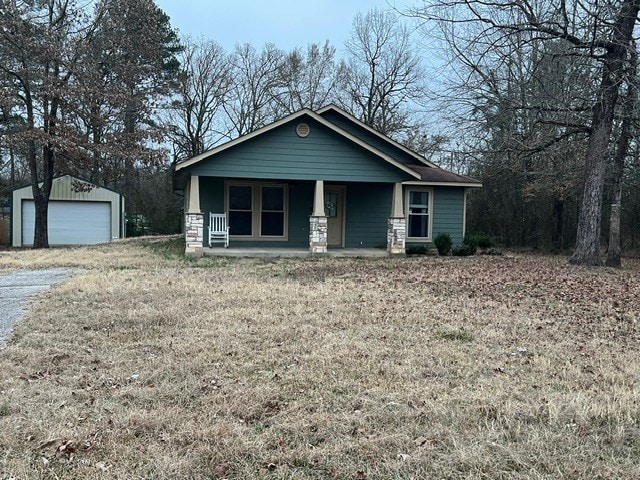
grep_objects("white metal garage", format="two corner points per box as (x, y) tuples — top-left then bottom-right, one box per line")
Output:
(21, 200), (112, 246)
(12, 175), (125, 247)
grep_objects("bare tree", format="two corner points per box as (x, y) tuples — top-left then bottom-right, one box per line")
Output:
(340, 8), (425, 138)
(606, 46), (638, 267)
(169, 37), (231, 159)
(274, 41), (341, 114)
(223, 43), (283, 138)
(569, 0), (640, 264)
(413, 0), (640, 264)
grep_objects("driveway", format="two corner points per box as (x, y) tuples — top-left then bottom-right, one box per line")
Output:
(0, 268), (78, 347)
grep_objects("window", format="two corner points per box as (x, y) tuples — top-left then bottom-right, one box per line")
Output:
(261, 186), (285, 236)
(228, 185), (253, 236)
(226, 182), (287, 240)
(406, 188), (432, 240)
(324, 192), (338, 217)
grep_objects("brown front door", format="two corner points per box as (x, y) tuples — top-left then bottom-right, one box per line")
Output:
(324, 185), (345, 247)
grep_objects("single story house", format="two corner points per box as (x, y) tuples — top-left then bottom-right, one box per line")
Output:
(173, 105), (481, 256)
(11, 175), (125, 247)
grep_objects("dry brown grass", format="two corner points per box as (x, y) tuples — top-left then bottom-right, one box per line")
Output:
(1, 240), (639, 479)
(0, 236), (189, 271)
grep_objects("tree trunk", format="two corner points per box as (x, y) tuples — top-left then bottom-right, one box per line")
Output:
(569, 0), (640, 265)
(606, 201), (622, 267)
(552, 197), (564, 253)
(9, 145), (15, 188)
(123, 87), (136, 199)
(30, 142), (55, 249)
(605, 48), (637, 267)
(32, 193), (49, 248)
(570, 119), (610, 265)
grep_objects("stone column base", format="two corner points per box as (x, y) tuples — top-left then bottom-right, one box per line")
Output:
(185, 212), (204, 257)
(309, 216), (328, 253)
(387, 217), (406, 255)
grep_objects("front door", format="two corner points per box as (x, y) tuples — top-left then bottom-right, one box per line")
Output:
(324, 185), (345, 247)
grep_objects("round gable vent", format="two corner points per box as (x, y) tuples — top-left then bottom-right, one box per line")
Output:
(296, 123), (310, 137)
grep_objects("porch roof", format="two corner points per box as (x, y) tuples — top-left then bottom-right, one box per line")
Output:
(404, 164), (482, 187)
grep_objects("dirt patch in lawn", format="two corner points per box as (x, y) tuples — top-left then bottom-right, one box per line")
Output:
(0, 241), (639, 479)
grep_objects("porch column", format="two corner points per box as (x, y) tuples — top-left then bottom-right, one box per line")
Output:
(387, 182), (406, 255)
(185, 175), (204, 257)
(309, 180), (328, 253)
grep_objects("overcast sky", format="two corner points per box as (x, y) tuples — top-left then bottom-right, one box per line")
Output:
(155, 0), (414, 52)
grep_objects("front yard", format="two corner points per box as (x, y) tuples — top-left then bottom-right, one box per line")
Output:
(0, 239), (639, 479)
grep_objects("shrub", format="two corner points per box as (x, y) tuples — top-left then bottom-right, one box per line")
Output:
(452, 243), (477, 256)
(476, 234), (494, 249)
(433, 232), (453, 256)
(464, 232), (493, 250)
(406, 244), (430, 256)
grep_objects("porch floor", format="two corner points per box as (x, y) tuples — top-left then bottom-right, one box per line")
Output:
(203, 247), (389, 258)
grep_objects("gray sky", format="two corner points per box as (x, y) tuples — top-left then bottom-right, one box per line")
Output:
(155, 0), (414, 52)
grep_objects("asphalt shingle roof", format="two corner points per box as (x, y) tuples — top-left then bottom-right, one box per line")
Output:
(405, 164), (481, 184)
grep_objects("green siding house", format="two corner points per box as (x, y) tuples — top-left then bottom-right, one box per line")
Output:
(174, 105), (481, 256)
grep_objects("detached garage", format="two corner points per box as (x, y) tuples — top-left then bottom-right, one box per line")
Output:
(11, 175), (125, 247)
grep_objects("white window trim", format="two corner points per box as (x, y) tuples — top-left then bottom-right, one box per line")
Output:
(405, 187), (433, 242)
(225, 181), (288, 241)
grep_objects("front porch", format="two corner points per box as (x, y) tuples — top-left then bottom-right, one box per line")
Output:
(184, 176), (407, 257)
(203, 247), (389, 258)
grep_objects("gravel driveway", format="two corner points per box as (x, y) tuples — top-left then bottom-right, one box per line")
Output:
(0, 268), (78, 347)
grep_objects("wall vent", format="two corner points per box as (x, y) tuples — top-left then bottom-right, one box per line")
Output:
(296, 123), (310, 137)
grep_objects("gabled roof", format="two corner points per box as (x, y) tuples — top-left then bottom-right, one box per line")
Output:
(316, 104), (438, 168)
(11, 174), (124, 196)
(174, 108), (421, 179)
(174, 106), (482, 188)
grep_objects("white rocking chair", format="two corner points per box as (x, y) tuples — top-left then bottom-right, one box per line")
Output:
(209, 213), (230, 248)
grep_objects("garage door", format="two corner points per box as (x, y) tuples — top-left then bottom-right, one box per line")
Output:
(22, 200), (111, 246)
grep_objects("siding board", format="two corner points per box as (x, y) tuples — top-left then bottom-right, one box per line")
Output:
(432, 186), (465, 245)
(320, 111), (419, 166)
(187, 119), (412, 183)
(345, 183), (391, 248)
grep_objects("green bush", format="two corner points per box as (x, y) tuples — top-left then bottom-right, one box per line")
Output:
(433, 232), (453, 256)
(477, 233), (494, 249)
(464, 232), (493, 250)
(452, 243), (477, 256)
